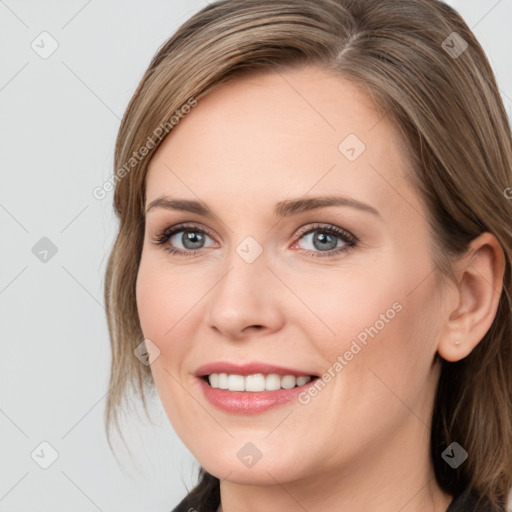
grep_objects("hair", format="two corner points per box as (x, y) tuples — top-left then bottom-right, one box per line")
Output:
(103, 0), (512, 509)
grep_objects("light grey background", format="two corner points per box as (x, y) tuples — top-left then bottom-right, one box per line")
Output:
(1, 1), (511, 511)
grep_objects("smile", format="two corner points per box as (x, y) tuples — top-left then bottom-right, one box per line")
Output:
(205, 373), (314, 392)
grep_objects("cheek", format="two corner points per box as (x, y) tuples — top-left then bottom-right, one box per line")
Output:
(310, 260), (439, 397)
(135, 259), (197, 340)
(333, 281), (440, 424)
(136, 265), (164, 339)
(135, 261), (197, 430)
(289, 266), (401, 349)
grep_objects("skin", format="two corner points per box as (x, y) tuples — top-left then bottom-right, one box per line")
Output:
(136, 65), (505, 512)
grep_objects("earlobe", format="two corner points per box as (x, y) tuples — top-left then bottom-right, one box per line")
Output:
(436, 232), (505, 363)
(438, 337), (471, 363)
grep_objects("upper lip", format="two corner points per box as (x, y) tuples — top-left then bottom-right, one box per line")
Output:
(195, 361), (318, 378)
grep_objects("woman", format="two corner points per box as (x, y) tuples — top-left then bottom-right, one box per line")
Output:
(103, 0), (512, 510)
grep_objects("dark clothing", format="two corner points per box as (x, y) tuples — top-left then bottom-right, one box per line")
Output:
(171, 483), (498, 512)
(446, 486), (497, 512)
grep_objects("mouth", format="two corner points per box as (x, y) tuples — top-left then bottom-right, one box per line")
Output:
(195, 362), (321, 414)
(200, 373), (320, 392)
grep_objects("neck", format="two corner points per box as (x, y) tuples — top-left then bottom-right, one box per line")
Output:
(217, 418), (453, 512)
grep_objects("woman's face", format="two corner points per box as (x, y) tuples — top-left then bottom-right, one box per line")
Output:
(136, 65), (449, 487)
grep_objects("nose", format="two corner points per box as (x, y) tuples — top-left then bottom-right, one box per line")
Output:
(205, 252), (285, 341)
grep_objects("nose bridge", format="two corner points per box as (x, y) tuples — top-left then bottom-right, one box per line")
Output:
(206, 238), (283, 337)
(219, 232), (270, 294)
(214, 240), (270, 311)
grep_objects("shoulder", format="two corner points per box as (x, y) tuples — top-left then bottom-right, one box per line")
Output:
(169, 495), (201, 512)
(169, 491), (219, 512)
(169, 494), (198, 512)
(447, 487), (504, 512)
(170, 472), (220, 512)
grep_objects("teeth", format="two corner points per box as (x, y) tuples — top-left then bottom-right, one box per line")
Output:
(296, 375), (312, 386)
(207, 373), (312, 392)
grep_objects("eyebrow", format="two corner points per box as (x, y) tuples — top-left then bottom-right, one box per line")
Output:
(145, 195), (381, 218)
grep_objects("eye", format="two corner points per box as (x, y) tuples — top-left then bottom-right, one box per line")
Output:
(291, 223), (358, 258)
(151, 223), (216, 256)
(151, 222), (358, 259)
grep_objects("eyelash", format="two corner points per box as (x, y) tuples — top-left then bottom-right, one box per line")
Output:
(151, 222), (358, 259)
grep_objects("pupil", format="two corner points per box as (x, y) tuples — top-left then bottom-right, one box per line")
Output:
(183, 231), (204, 249)
(179, 230), (337, 251)
(314, 232), (336, 251)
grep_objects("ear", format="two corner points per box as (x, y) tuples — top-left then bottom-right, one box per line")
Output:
(437, 232), (505, 362)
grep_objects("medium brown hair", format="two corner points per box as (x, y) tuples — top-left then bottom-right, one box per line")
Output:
(104, 0), (512, 509)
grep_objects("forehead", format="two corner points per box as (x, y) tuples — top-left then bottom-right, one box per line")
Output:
(145, 65), (418, 219)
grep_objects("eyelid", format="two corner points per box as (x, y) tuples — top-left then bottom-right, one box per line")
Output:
(152, 221), (358, 257)
(155, 222), (218, 243)
(154, 221), (355, 241)
(293, 222), (358, 245)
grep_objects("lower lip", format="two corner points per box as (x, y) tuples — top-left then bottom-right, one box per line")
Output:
(197, 376), (318, 414)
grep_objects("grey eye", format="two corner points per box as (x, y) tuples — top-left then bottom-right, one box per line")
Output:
(298, 231), (344, 252)
(170, 230), (214, 250)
